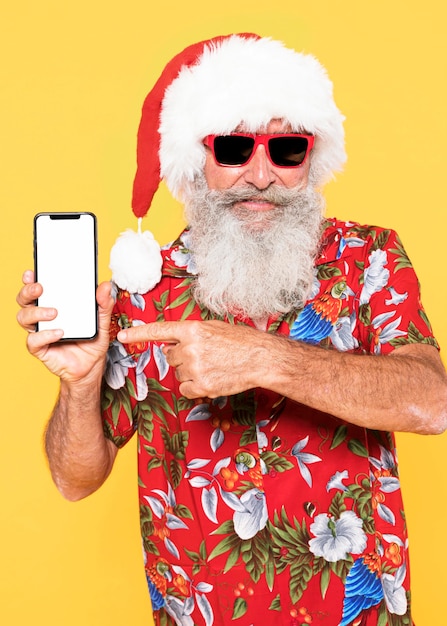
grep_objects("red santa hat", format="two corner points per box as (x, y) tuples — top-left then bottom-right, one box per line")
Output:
(110, 33), (346, 294)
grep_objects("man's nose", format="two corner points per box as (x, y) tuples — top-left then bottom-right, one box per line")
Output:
(243, 144), (277, 189)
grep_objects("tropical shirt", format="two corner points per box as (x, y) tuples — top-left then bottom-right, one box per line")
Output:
(102, 218), (437, 626)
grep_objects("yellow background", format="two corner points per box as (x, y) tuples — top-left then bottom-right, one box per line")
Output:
(2, 1), (446, 624)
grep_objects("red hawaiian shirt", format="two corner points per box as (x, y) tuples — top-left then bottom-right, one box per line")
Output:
(102, 218), (437, 626)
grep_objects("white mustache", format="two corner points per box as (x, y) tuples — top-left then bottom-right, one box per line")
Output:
(203, 184), (304, 209)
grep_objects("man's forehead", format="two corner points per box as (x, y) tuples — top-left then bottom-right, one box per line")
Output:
(233, 119), (299, 134)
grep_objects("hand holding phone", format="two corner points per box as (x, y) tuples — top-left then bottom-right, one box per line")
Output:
(34, 212), (98, 341)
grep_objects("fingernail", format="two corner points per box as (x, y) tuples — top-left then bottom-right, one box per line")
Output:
(23, 270), (33, 281)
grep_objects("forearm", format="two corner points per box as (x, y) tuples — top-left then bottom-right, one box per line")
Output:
(260, 337), (447, 435)
(45, 371), (117, 501)
(117, 319), (447, 435)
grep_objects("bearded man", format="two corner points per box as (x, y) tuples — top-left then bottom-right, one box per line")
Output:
(17, 34), (447, 626)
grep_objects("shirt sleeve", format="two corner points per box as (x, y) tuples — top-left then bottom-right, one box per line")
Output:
(353, 228), (438, 355)
(100, 290), (148, 448)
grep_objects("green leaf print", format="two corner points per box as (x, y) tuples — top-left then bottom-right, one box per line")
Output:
(153, 289), (169, 313)
(184, 540), (208, 576)
(350, 225), (376, 240)
(260, 450), (294, 473)
(330, 556), (353, 581)
(396, 319), (437, 347)
(174, 503), (193, 519)
(265, 558), (274, 592)
(125, 375), (137, 399)
(231, 391), (257, 426)
(418, 308), (434, 333)
(136, 402), (154, 441)
(371, 229), (391, 252)
(289, 557), (313, 603)
(358, 303), (372, 327)
(330, 425), (348, 450)
(320, 563), (331, 599)
(146, 455), (162, 473)
(147, 380), (177, 421)
(158, 608), (171, 626)
(239, 424), (258, 446)
(170, 458), (183, 489)
(102, 421), (128, 447)
(112, 387), (133, 428)
(101, 382), (133, 429)
(377, 603), (389, 626)
(223, 545), (242, 573)
(347, 438), (369, 457)
(328, 492), (347, 518)
(270, 508), (311, 557)
(354, 259), (365, 273)
(268, 594), (281, 611)
(389, 236), (413, 272)
(180, 298), (198, 320)
(140, 504), (159, 556)
(232, 597), (248, 620)
(173, 394), (195, 414)
(241, 529), (273, 583)
(101, 383), (114, 411)
(167, 287), (194, 311)
(208, 525), (239, 561)
(345, 481), (374, 524)
(184, 548), (200, 563)
(209, 524), (274, 587)
(212, 519), (235, 535)
(269, 509), (313, 598)
(316, 263), (343, 282)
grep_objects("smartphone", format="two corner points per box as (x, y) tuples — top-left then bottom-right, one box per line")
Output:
(34, 212), (98, 341)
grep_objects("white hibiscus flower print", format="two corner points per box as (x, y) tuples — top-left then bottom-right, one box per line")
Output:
(309, 510), (367, 562)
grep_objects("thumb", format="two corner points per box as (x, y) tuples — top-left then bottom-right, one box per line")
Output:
(97, 282), (114, 311)
(97, 281), (114, 330)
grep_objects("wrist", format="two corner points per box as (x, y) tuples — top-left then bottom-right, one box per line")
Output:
(59, 364), (104, 404)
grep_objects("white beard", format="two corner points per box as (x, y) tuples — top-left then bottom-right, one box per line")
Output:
(184, 177), (324, 321)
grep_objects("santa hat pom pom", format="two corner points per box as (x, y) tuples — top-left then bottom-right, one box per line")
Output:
(109, 222), (162, 294)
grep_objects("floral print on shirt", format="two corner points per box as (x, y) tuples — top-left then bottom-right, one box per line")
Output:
(102, 219), (437, 626)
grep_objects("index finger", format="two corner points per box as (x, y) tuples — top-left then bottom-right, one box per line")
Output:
(16, 272), (42, 308)
(117, 321), (195, 345)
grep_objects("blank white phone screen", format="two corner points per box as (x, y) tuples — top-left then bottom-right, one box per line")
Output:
(34, 213), (97, 340)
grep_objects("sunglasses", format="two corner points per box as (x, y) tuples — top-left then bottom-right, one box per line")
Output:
(203, 133), (314, 168)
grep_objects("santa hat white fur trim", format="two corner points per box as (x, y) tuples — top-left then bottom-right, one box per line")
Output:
(159, 35), (346, 200)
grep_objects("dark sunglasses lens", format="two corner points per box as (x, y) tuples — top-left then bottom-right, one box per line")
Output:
(268, 136), (309, 166)
(213, 136), (255, 165)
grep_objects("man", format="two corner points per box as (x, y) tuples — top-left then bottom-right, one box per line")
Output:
(17, 34), (447, 626)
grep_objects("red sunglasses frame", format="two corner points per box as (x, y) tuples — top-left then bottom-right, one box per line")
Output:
(203, 133), (315, 168)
